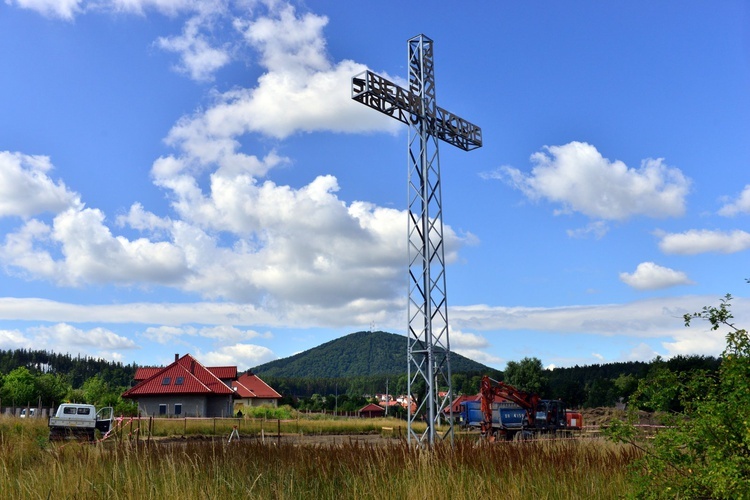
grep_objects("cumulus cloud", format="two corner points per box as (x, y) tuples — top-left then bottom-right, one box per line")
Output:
(0, 328), (34, 350)
(0, 152), (81, 218)
(566, 221), (609, 239)
(163, 4), (398, 146)
(7, 0), (83, 20)
(492, 142), (690, 221)
(156, 15), (231, 82)
(718, 184), (750, 217)
(199, 343), (277, 370)
(450, 296), (750, 340)
(622, 342), (662, 362)
(657, 229), (750, 255)
(143, 324), (273, 344)
(454, 348), (503, 367)
(1, 207), (189, 287)
(8, 0), (210, 20)
(619, 262), (694, 290)
(0, 323), (137, 360)
(450, 329), (490, 349)
(661, 329), (726, 358)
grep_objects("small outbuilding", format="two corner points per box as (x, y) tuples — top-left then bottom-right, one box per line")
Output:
(358, 403), (386, 418)
(232, 372), (283, 413)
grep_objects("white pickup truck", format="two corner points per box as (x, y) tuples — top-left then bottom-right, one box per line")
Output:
(48, 403), (114, 441)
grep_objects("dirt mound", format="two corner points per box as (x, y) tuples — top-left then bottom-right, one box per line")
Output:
(581, 407), (657, 427)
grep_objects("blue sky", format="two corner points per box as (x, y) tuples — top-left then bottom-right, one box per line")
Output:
(0, 0), (748, 372)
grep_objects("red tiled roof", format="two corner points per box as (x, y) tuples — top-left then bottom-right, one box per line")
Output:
(209, 366), (237, 380)
(134, 367), (162, 381)
(359, 403), (385, 413)
(123, 354), (233, 398)
(232, 373), (282, 399)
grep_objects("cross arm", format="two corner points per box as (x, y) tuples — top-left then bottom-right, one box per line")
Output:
(352, 70), (482, 151)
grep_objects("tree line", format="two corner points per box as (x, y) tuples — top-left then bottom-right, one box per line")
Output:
(0, 347), (722, 413)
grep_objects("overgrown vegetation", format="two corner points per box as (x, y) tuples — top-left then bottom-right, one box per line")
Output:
(607, 294), (750, 499)
(0, 416), (639, 498)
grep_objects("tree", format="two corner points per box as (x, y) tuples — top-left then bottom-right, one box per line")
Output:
(81, 375), (110, 406)
(607, 294), (750, 499)
(36, 373), (70, 406)
(503, 357), (548, 395)
(1, 367), (37, 406)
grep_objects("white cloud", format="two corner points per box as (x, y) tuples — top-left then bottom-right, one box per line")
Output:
(1, 207), (189, 287)
(453, 348), (503, 367)
(661, 329), (726, 358)
(143, 324), (273, 344)
(0, 323), (138, 360)
(156, 15), (231, 82)
(566, 221), (609, 239)
(7, 0), (83, 20)
(494, 142), (690, 221)
(450, 329), (490, 349)
(199, 343), (277, 370)
(658, 229), (750, 255)
(29, 323), (138, 350)
(116, 202), (172, 233)
(622, 342), (662, 362)
(0, 152), (81, 218)
(619, 262), (694, 290)
(163, 3), (399, 147)
(0, 329), (34, 350)
(8, 0), (213, 20)
(450, 296), (750, 342)
(718, 184), (750, 216)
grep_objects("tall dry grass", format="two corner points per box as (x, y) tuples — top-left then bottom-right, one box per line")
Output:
(1, 416), (638, 499)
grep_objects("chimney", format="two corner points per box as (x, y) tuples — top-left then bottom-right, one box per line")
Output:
(175, 353), (179, 362)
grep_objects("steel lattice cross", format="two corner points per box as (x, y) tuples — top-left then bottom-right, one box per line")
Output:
(352, 34), (482, 446)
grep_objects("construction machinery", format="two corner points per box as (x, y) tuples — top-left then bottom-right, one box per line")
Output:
(472, 375), (582, 441)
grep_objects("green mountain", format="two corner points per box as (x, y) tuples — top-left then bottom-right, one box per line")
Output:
(251, 330), (495, 378)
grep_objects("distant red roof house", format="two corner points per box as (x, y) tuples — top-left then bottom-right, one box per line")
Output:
(123, 354), (236, 417)
(358, 403), (386, 418)
(232, 372), (282, 412)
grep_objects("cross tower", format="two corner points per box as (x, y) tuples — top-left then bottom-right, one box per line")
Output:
(352, 34), (482, 445)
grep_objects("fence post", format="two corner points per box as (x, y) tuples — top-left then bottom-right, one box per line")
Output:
(277, 419), (281, 446)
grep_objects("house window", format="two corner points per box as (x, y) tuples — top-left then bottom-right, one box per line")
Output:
(175, 376), (184, 385)
(161, 377), (171, 385)
(159, 404), (167, 415)
(174, 404), (182, 415)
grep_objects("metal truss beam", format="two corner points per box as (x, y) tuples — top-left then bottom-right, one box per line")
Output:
(352, 34), (482, 446)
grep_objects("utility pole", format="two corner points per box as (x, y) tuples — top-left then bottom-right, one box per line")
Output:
(352, 34), (482, 446)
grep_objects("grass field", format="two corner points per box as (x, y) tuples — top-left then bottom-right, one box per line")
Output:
(1, 415), (639, 499)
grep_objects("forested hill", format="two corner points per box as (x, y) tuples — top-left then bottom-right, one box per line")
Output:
(251, 330), (495, 378)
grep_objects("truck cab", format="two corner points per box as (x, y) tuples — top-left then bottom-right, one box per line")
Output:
(49, 404), (114, 440)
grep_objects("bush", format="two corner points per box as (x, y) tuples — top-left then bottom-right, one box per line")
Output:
(607, 294), (750, 499)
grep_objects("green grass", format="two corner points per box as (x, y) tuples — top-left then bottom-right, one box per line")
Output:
(1, 415), (639, 499)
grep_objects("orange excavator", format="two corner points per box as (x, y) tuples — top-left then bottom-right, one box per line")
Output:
(479, 375), (582, 440)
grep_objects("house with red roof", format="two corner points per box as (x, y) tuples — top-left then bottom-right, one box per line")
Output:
(232, 372), (282, 413)
(358, 403), (386, 418)
(123, 354), (238, 417)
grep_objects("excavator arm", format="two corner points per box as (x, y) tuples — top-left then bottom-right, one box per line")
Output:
(479, 375), (541, 437)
